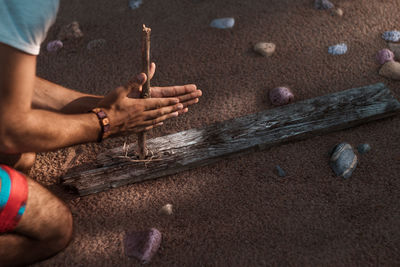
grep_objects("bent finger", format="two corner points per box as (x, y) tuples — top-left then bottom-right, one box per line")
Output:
(124, 73), (146, 98)
(148, 62), (156, 80)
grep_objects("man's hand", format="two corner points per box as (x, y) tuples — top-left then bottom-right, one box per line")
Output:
(127, 63), (202, 114)
(97, 73), (185, 136)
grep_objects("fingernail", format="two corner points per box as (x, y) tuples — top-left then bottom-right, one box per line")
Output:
(173, 112), (179, 117)
(177, 103), (183, 109)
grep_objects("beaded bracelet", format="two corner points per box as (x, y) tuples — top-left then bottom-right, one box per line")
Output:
(91, 108), (111, 142)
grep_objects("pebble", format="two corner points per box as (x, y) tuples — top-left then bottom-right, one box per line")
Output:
(379, 60), (400, 80)
(357, 144), (371, 154)
(46, 40), (63, 52)
(129, 0), (143, 9)
(253, 42), (276, 57)
(314, 0), (334, 10)
(87, 39), (106, 50)
(275, 165), (286, 177)
(388, 42), (400, 60)
(159, 204), (173, 215)
(382, 31), (400, 42)
(376, 49), (394, 65)
(124, 228), (162, 263)
(57, 21), (83, 41)
(210, 18), (235, 29)
(329, 143), (358, 179)
(328, 43), (347, 55)
(330, 7), (343, 17)
(269, 87), (294, 106)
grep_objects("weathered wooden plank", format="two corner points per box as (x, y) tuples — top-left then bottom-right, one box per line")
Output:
(62, 83), (400, 196)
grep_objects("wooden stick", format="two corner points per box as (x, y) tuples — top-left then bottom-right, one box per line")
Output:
(138, 24), (151, 159)
(62, 83), (400, 196)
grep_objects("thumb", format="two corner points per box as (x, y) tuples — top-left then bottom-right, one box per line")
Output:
(121, 73), (147, 98)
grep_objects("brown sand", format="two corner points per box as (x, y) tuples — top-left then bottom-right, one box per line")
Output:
(32, 0), (399, 266)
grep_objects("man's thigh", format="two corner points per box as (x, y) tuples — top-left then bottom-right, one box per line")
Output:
(14, 176), (72, 240)
(0, 165), (72, 240)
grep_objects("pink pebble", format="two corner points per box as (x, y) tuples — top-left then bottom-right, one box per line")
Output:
(376, 48), (394, 65)
(46, 40), (63, 52)
(124, 228), (162, 263)
(269, 87), (294, 106)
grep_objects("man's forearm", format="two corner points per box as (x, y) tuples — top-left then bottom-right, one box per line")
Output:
(3, 109), (101, 153)
(33, 77), (103, 114)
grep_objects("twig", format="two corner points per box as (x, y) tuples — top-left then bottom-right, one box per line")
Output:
(116, 148), (161, 168)
(138, 24), (151, 160)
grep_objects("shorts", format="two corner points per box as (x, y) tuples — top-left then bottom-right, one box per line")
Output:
(0, 165), (28, 233)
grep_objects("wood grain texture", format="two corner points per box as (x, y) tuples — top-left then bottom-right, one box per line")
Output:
(62, 83), (400, 196)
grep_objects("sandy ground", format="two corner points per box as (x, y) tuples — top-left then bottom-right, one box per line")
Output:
(31, 0), (399, 266)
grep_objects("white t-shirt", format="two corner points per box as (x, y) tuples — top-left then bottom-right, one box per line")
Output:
(0, 0), (59, 55)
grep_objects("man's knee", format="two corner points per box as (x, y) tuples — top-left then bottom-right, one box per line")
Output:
(45, 203), (73, 252)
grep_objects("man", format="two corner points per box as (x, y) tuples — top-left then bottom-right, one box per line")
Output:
(0, 1), (202, 266)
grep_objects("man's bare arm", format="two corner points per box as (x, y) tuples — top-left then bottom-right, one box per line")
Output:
(33, 77), (103, 114)
(0, 44), (182, 154)
(33, 63), (202, 115)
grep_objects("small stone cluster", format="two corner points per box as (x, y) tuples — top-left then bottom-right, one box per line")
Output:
(378, 31), (400, 80)
(46, 21), (106, 53)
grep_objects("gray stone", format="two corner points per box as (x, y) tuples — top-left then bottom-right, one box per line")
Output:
(129, 0), (143, 10)
(315, 0), (334, 10)
(357, 143), (371, 154)
(329, 143), (358, 179)
(87, 39), (106, 50)
(275, 165), (286, 177)
(210, 18), (235, 29)
(388, 42), (400, 60)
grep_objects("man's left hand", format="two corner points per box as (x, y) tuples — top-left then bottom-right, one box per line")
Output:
(127, 63), (202, 114)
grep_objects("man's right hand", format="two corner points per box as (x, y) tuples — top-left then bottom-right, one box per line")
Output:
(97, 73), (183, 136)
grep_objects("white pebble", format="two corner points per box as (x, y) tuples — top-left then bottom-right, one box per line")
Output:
(253, 42), (276, 57)
(210, 18), (235, 29)
(159, 204), (173, 215)
(382, 31), (400, 42)
(331, 7), (343, 17)
(328, 43), (347, 55)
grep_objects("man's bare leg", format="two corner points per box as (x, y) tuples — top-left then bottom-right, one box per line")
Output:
(0, 177), (73, 267)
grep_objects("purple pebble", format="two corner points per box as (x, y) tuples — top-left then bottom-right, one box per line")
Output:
(376, 49), (394, 65)
(46, 40), (63, 52)
(269, 87), (294, 106)
(124, 228), (162, 263)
